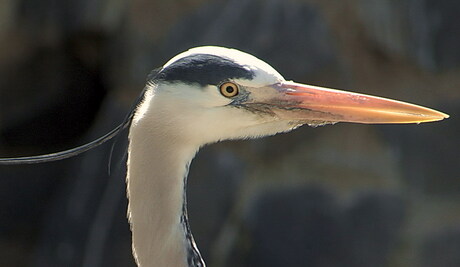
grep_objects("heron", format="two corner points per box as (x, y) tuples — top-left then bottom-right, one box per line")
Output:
(0, 46), (448, 267)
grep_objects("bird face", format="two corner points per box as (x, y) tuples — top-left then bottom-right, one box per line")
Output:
(144, 46), (448, 145)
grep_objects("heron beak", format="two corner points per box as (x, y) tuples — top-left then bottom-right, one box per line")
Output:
(268, 81), (449, 124)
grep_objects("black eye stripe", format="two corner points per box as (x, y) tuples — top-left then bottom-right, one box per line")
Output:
(153, 54), (254, 86)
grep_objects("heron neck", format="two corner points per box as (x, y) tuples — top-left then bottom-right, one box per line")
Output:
(127, 114), (201, 267)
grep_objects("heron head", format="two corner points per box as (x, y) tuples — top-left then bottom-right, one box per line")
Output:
(138, 46), (448, 145)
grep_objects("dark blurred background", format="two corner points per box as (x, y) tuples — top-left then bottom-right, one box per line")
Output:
(0, 0), (459, 266)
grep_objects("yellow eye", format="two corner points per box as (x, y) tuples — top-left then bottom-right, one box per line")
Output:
(219, 82), (239, 98)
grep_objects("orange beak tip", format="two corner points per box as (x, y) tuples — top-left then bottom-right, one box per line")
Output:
(276, 82), (450, 125)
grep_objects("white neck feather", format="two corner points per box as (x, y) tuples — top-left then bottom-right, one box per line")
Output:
(126, 88), (200, 267)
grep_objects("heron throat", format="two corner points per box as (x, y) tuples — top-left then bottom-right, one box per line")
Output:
(126, 92), (205, 267)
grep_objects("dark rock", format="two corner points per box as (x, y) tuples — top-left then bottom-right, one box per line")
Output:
(409, 0), (460, 70)
(187, 145), (246, 262)
(231, 186), (405, 267)
(240, 186), (349, 267)
(0, 32), (108, 151)
(154, 0), (338, 80)
(356, 0), (460, 70)
(348, 192), (405, 267)
(420, 229), (460, 267)
(31, 98), (136, 267)
(0, 161), (72, 266)
(380, 102), (460, 195)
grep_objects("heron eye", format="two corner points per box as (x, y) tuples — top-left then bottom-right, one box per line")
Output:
(219, 82), (239, 98)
